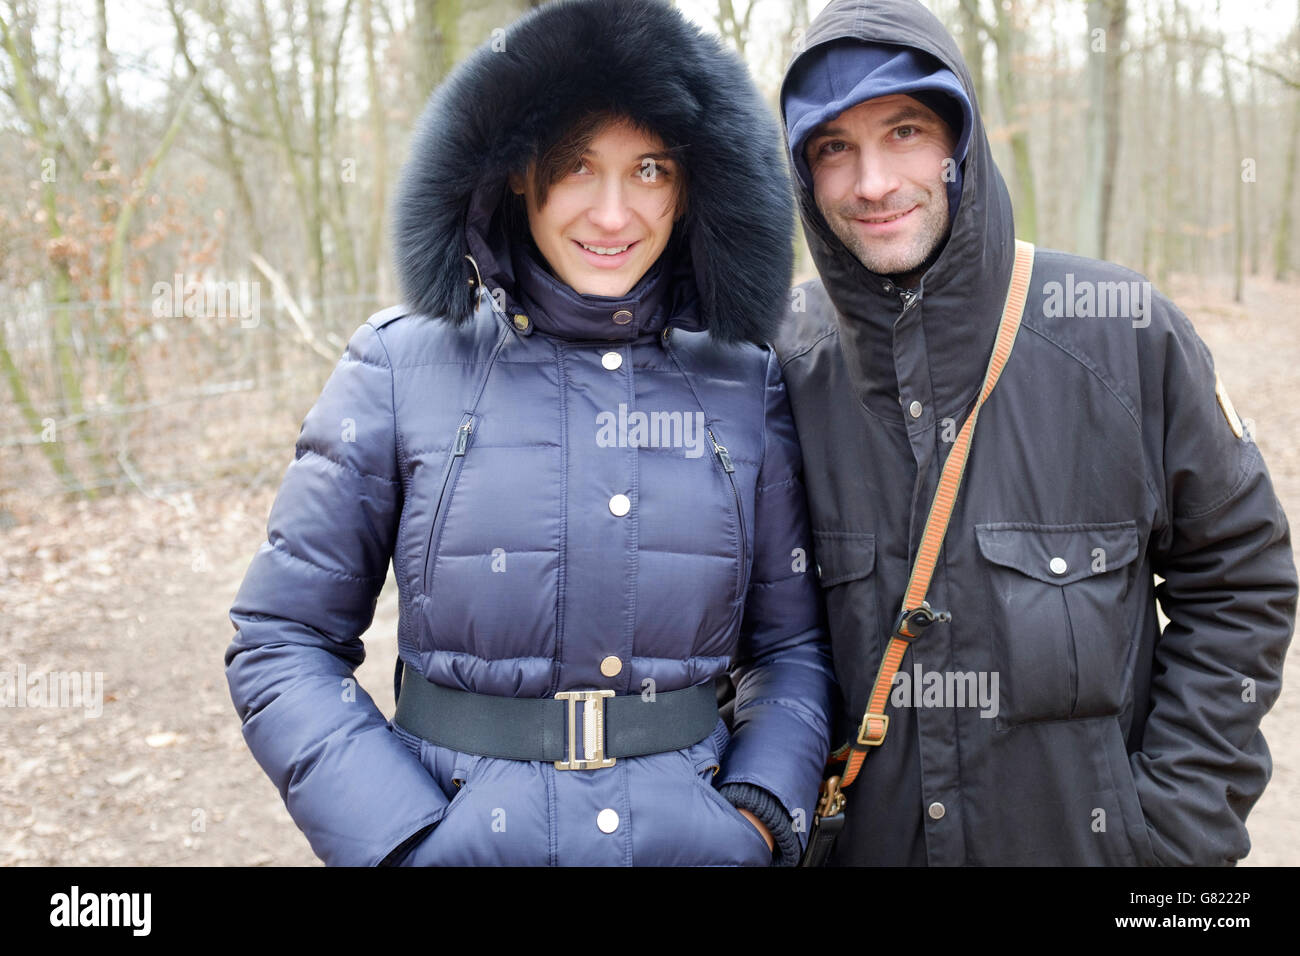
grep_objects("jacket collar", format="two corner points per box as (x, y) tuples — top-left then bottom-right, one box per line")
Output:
(780, 0), (1018, 417)
(513, 236), (678, 342)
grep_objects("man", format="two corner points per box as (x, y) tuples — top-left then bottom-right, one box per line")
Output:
(775, 0), (1296, 865)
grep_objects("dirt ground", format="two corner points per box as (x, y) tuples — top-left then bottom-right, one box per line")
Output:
(1, 272), (1297, 867)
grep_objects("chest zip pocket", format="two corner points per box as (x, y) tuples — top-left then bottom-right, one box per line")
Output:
(708, 427), (748, 607)
(423, 414), (474, 596)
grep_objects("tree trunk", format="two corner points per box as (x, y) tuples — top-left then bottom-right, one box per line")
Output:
(957, 0), (987, 112)
(1076, 0), (1126, 260)
(1274, 2), (1300, 280)
(993, 3), (1038, 241)
(1215, 10), (1245, 303)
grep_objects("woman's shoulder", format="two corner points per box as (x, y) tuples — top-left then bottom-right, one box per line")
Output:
(358, 297), (507, 368)
(664, 326), (780, 389)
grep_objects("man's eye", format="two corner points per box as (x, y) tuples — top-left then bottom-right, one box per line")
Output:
(895, 126), (918, 140)
(817, 141), (847, 156)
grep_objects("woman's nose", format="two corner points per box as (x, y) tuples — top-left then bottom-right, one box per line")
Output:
(587, 178), (633, 233)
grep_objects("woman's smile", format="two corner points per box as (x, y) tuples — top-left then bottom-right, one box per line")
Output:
(572, 237), (641, 269)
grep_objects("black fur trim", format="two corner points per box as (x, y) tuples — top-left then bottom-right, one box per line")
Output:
(391, 0), (794, 345)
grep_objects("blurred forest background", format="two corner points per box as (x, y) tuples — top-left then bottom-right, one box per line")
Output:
(0, 0), (1297, 506)
(2, 0), (1300, 866)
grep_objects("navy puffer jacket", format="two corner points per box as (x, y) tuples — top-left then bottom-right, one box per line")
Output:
(225, 0), (834, 866)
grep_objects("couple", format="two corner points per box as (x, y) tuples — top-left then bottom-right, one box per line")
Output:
(225, 0), (1296, 867)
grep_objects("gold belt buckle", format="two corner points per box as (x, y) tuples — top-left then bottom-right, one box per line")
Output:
(554, 689), (617, 771)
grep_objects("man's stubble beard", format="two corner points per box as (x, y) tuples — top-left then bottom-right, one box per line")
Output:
(820, 189), (950, 288)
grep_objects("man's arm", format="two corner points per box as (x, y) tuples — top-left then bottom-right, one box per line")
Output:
(1138, 295), (1297, 865)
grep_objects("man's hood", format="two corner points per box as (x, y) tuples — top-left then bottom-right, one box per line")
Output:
(779, 0), (1018, 410)
(391, 0), (794, 345)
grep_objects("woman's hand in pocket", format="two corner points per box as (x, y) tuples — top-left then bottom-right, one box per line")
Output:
(737, 808), (774, 853)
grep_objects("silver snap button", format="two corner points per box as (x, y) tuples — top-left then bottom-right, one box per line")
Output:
(882, 281), (894, 293)
(1049, 557), (1068, 575)
(601, 351), (623, 370)
(608, 494), (631, 517)
(597, 808), (619, 833)
(600, 655), (622, 677)
(908, 400), (923, 419)
(612, 310), (633, 325)
(928, 801), (946, 820)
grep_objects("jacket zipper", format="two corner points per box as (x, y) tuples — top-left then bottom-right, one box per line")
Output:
(423, 414), (474, 594)
(708, 426), (748, 604)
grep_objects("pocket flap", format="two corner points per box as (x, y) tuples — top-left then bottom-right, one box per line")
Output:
(974, 521), (1139, 585)
(812, 531), (876, 587)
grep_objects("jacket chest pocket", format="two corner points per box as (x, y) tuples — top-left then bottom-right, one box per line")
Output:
(975, 520), (1141, 726)
(813, 531), (878, 727)
(422, 413), (474, 596)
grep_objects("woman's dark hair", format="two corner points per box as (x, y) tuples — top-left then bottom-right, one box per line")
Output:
(501, 111), (689, 247)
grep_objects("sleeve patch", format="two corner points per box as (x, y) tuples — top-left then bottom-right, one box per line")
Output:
(1215, 373), (1244, 439)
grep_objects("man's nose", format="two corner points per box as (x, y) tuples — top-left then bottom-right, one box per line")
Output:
(853, 149), (901, 203)
(588, 177), (633, 233)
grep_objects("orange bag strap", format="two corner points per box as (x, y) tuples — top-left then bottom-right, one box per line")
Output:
(831, 239), (1035, 795)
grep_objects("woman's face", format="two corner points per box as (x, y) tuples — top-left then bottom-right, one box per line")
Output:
(512, 121), (680, 298)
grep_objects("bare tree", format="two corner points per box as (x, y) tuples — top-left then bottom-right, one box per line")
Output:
(959, 0), (1038, 242)
(1076, 0), (1127, 259)
(1276, 0), (1300, 280)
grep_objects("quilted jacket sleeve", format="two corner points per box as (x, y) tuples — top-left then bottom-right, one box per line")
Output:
(1139, 295), (1297, 865)
(715, 348), (836, 864)
(225, 322), (449, 867)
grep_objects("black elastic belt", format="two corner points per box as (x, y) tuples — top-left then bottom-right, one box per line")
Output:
(393, 661), (718, 770)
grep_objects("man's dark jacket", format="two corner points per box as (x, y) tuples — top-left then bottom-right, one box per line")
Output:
(774, 0), (1297, 865)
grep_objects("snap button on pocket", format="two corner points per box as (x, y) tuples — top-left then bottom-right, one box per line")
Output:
(975, 521), (1142, 725)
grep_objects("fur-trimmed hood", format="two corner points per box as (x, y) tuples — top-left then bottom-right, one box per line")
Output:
(391, 0), (795, 345)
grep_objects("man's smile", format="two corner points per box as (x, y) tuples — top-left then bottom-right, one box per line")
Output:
(852, 205), (918, 229)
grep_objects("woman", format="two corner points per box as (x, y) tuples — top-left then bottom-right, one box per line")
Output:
(225, 0), (834, 866)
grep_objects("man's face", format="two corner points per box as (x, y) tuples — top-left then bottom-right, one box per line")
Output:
(803, 94), (956, 282)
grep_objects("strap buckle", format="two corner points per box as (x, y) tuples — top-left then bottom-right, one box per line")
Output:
(892, 601), (952, 641)
(554, 690), (617, 771)
(856, 712), (890, 747)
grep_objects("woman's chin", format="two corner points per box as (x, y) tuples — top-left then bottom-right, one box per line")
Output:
(564, 268), (642, 298)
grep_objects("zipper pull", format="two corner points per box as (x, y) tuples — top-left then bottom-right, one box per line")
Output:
(708, 428), (734, 474)
(453, 420), (472, 456)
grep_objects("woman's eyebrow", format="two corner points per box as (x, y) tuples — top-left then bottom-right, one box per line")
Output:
(581, 148), (675, 161)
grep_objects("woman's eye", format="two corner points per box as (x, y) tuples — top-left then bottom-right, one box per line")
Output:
(639, 161), (672, 182)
